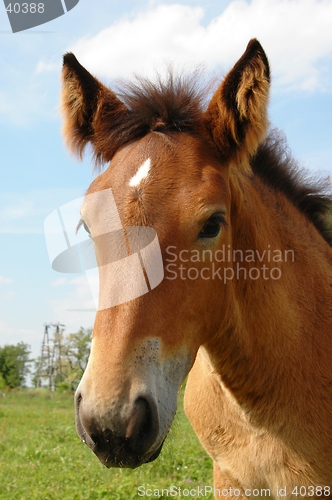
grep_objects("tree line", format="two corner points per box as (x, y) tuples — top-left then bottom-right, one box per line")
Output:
(0, 327), (91, 391)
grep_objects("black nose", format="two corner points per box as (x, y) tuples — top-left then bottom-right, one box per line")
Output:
(75, 393), (161, 468)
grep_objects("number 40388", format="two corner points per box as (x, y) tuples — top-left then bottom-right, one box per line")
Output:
(6, 3), (45, 14)
(292, 486), (331, 496)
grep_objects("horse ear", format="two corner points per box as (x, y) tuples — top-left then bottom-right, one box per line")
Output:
(205, 39), (270, 169)
(61, 53), (128, 165)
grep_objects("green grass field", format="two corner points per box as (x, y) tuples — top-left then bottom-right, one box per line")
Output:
(0, 388), (213, 499)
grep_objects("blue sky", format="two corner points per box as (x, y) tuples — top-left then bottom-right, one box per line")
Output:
(1, 0), (332, 361)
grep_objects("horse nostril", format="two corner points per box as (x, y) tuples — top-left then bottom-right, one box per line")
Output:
(75, 391), (89, 444)
(126, 396), (159, 455)
(74, 391), (160, 467)
(75, 391), (82, 408)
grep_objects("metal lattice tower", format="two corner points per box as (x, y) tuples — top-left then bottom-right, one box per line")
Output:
(36, 323), (65, 390)
(36, 324), (52, 389)
(50, 322), (65, 391)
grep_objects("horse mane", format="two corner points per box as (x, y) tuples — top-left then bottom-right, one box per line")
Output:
(251, 131), (332, 246)
(108, 73), (332, 246)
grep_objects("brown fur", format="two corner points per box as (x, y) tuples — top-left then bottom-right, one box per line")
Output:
(205, 39), (270, 169)
(61, 40), (332, 497)
(61, 53), (128, 164)
(61, 44), (331, 243)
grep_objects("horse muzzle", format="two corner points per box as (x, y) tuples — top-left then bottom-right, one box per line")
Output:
(74, 390), (162, 468)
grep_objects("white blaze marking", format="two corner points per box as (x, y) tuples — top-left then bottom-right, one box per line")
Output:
(129, 158), (151, 187)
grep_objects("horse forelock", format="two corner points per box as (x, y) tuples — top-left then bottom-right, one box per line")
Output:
(89, 70), (208, 172)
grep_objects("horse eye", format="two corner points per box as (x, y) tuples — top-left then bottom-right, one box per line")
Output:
(199, 214), (225, 239)
(81, 220), (91, 237)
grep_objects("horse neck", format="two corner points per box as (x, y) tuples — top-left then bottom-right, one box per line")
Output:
(206, 172), (332, 423)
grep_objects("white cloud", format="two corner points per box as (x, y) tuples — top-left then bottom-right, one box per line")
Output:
(0, 275), (13, 285)
(69, 0), (332, 92)
(36, 60), (60, 74)
(0, 188), (84, 234)
(1, 291), (15, 300)
(0, 193), (51, 234)
(0, 320), (36, 348)
(49, 275), (96, 333)
(0, 66), (54, 127)
(51, 277), (68, 286)
(0, 276), (14, 300)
